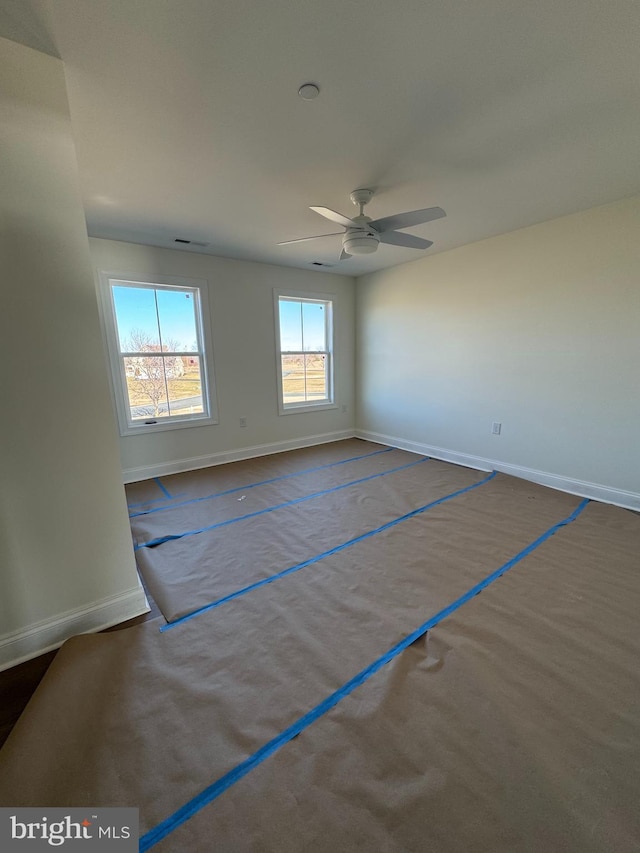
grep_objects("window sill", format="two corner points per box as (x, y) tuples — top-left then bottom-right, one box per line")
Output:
(119, 414), (218, 437)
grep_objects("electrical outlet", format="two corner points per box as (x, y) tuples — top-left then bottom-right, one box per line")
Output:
(492, 422), (502, 435)
(239, 417), (247, 428)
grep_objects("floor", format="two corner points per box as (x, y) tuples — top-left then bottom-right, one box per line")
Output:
(1, 442), (639, 852)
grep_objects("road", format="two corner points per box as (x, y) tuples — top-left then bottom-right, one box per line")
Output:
(131, 395), (203, 418)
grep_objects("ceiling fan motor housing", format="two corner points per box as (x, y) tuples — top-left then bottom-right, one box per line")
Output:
(343, 228), (380, 255)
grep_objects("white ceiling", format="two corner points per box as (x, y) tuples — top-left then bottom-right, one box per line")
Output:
(2, 0), (639, 276)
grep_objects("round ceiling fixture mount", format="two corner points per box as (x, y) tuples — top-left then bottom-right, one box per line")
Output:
(298, 82), (320, 100)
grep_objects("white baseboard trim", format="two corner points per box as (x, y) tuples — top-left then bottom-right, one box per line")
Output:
(355, 429), (640, 512)
(0, 585), (149, 672)
(123, 429), (356, 483)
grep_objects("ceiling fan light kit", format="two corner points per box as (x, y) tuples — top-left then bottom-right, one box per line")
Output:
(278, 188), (446, 260)
(343, 231), (380, 255)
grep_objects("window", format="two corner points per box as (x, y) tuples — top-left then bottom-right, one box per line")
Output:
(99, 273), (217, 435)
(275, 290), (335, 413)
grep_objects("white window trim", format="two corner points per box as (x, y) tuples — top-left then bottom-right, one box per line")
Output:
(98, 271), (219, 437)
(274, 288), (337, 416)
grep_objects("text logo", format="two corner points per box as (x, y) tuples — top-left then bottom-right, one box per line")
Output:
(1, 809), (138, 850)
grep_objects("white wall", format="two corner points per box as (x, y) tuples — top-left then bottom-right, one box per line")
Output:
(0, 37), (146, 669)
(89, 238), (356, 480)
(356, 196), (640, 507)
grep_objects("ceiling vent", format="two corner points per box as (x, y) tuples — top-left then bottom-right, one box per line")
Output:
(174, 238), (209, 247)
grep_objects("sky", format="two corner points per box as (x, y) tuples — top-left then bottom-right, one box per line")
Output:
(112, 285), (199, 352)
(112, 285), (327, 354)
(279, 299), (327, 351)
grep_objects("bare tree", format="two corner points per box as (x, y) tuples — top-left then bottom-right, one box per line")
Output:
(124, 329), (183, 416)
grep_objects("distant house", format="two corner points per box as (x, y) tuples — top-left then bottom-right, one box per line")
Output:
(125, 349), (185, 379)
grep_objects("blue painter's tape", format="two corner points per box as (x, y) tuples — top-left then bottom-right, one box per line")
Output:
(134, 457), (430, 551)
(128, 496), (172, 509)
(129, 447), (393, 518)
(140, 496), (590, 851)
(154, 478), (173, 500)
(160, 470), (498, 631)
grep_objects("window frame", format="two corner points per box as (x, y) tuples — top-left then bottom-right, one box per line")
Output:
(274, 288), (337, 415)
(98, 271), (218, 436)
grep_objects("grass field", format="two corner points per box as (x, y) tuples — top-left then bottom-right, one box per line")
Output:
(126, 370), (202, 404)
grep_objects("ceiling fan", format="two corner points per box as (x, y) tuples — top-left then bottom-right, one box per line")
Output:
(278, 189), (446, 259)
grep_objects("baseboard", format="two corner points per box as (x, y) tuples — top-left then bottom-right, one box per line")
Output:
(123, 429), (356, 483)
(355, 429), (640, 512)
(0, 586), (150, 672)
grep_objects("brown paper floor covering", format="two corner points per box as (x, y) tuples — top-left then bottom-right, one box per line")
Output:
(1, 440), (638, 852)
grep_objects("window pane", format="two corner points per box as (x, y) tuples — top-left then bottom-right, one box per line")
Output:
(124, 356), (169, 420)
(279, 300), (302, 351)
(167, 356), (204, 416)
(112, 286), (161, 352)
(302, 302), (326, 351)
(304, 353), (328, 400)
(281, 354), (305, 405)
(156, 288), (200, 352)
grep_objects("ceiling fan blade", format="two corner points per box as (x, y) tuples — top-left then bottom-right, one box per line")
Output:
(369, 206), (446, 234)
(278, 232), (344, 246)
(310, 206), (357, 228)
(379, 232), (433, 250)
(340, 248), (351, 260)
